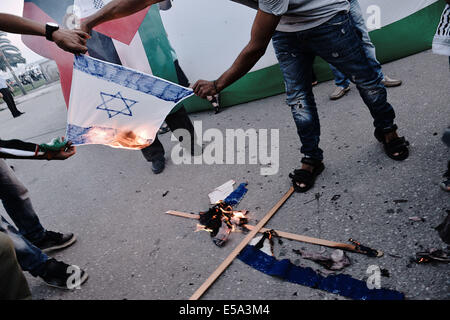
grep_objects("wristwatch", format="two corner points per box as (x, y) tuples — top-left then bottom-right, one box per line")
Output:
(45, 22), (60, 41)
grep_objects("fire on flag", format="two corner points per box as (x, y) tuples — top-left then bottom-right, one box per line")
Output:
(66, 55), (193, 149)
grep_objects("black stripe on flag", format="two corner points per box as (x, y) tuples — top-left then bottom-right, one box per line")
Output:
(87, 31), (123, 66)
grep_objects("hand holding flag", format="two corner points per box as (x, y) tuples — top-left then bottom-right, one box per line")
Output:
(66, 55), (193, 150)
(52, 28), (91, 54)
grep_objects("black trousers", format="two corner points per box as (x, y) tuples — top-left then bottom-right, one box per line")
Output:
(141, 60), (195, 161)
(0, 88), (21, 117)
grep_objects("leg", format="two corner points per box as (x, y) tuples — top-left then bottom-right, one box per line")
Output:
(165, 105), (195, 149)
(330, 64), (351, 88)
(329, 0), (380, 99)
(141, 136), (165, 162)
(0, 232), (31, 300)
(0, 88), (22, 117)
(170, 62), (197, 150)
(141, 58), (196, 168)
(347, 0), (401, 87)
(141, 106), (195, 160)
(0, 160), (46, 243)
(309, 13), (394, 130)
(347, 0), (383, 80)
(308, 13), (408, 159)
(272, 31), (323, 162)
(0, 160), (75, 251)
(0, 217), (88, 289)
(329, 64), (351, 100)
(0, 216), (48, 277)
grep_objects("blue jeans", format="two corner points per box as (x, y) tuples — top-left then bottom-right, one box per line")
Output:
(0, 216), (48, 277)
(0, 160), (48, 276)
(272, 12), (395, 161)
(329, 0), (383, 88)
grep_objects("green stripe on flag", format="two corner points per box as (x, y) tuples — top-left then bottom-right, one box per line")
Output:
(138, 6), (191, 113)
(138, 6), (178, 83)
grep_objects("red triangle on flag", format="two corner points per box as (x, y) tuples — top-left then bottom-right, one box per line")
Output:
(91, 8), (150, 45)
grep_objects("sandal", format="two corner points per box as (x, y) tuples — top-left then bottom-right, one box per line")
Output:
(374, 124), (409, 161)
(289, 158), (325, 193)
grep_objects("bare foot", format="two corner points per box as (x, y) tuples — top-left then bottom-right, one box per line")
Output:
(296, 163), (314, 189)
(384, 131), (400, 157)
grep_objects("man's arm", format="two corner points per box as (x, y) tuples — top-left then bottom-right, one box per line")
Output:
(0, 13), (90, 54)
(81, 0), (163, 34)
(0, 138), (76, 160)
(192, 10), (280, 98)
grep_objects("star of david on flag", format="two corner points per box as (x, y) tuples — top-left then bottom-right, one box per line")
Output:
(66, 55), (193, 150)
(97, 92), (137, 118)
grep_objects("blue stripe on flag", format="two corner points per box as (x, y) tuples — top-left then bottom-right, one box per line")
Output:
(224, 183), (248, 206)
(74, 55), (193, 103)
(238, 245), (405, 300)
(66, 124), (117, 145)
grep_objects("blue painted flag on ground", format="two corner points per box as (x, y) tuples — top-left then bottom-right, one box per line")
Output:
(66, 55), (193, 150)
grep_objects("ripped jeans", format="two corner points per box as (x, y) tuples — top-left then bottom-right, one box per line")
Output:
(272, 12), (396, 161)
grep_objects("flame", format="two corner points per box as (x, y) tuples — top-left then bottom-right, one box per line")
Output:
(195, 224), (213, 233)
(84, 127), (115, 143)
(108, 130), (152, 150)
(196, 202), (249, 241)
(84, 127), (152, 150)
(233, 211), (247, 219)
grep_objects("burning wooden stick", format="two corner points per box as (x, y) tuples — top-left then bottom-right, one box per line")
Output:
(188, 186), (295, 300)
(166, 210), (383, 257)
(167, 187), (383, 300)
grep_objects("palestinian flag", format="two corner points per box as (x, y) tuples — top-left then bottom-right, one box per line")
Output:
(22, 0), (447, 112)
(22, 0), (176, 107)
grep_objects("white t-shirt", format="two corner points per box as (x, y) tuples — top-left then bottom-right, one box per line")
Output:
(231, 0), (350, 32)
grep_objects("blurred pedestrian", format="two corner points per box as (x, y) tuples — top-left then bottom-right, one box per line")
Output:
(328, 0), (402, 101)
(0, 75), (24, 118)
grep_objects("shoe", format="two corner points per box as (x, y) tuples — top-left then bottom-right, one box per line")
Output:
(33, 231), (77, 253)
(13, 111), (25, 118)
(382, 76), (402, 87)
(374, 124), (409, 161)
(158, 122), (170, 135)
(329, 85), (350, 100)
(151, 156), (165, 174)
(289, 158), (325, 193)
(39, 258), (88, 289)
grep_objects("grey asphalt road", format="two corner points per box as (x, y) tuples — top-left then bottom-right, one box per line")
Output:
(0, 50), (449, 300)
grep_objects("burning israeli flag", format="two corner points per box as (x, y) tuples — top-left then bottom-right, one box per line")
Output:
(66, 54), (193, 150)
